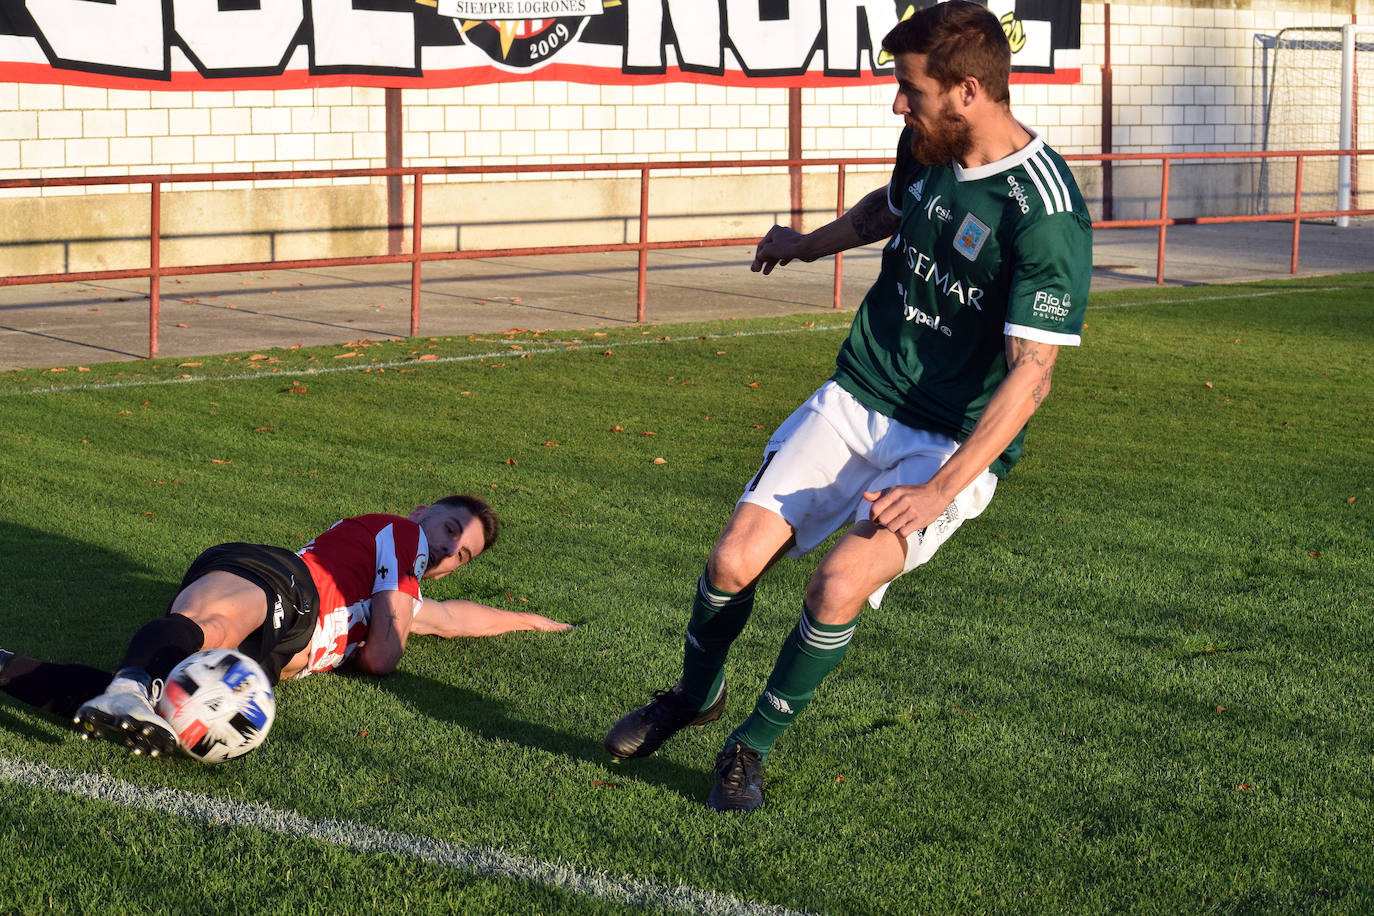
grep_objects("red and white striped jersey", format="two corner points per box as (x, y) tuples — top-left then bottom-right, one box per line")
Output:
(294, 513), (429, 677)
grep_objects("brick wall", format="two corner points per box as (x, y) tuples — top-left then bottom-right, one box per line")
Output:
(1, 0), (1369, 253)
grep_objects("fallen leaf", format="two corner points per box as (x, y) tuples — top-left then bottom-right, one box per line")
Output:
(653, 457), (667, 465)
(603, 350), (613, 356)
(836, 776), (846, 783)
(211, 458), (230, 464)
(505, 458), (517, 465)
(1308, 551), (1321, 558)
(592, 780), (620, 788)
(356, 730), (368, 738)
(178, 362), (202, 367)
(609, 426), (625, 432)
(77, 367), (90, 372)
(1238, 784), (1253, 791)
(543, 442), (559, 447)
(334, 352), (361, 359)
(1348, 497), (1357, 503)
(249, 354), (268, 361)
(1216, 706), (1225, 713)
(640, 430), (656, 436)
(289, 385), (308, 394)
(254, 426), (274, 432)
(1204, 381), (1213, 389)
(748, 382), (760, 388)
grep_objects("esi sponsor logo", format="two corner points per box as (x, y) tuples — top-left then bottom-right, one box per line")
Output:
(924, 194), (953, 224)
(1007, 175), (1030, 214)
(1033, 289), (1071, 319)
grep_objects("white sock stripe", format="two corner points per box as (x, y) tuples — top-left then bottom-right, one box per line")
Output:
(798, 614), (855, 651)
(697, 575), (730, 609)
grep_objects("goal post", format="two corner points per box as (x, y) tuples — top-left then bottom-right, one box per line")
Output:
(1338, 24), (1374, 226)
(1255, 24), (1374, 225)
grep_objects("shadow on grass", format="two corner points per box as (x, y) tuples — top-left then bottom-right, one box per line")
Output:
(0, 521), (172, 735)
(373, 670), (714, 804)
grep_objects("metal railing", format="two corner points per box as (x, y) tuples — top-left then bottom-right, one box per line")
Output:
(2, 148), (1370, 358)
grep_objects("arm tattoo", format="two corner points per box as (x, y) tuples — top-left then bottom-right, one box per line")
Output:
(1008, 337), (1057, 407)
(849, 187), (901, 243)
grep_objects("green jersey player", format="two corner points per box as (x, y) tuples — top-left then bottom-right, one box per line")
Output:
(604, 0), (1093, 812)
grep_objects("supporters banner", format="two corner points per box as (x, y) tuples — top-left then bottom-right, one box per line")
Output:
(0, 0), (1081, 91)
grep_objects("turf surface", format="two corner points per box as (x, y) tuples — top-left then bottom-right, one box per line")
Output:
(0, 274), (1371, 914)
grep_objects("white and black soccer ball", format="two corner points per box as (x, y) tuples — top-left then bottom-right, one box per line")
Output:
(156, 649), (276, 764)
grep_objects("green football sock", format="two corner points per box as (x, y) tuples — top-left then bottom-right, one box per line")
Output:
(728, 603), (858, 761)
(679, 571), (755, 710)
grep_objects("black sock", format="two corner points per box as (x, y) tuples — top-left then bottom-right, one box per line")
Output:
(119, 614), (206, 682)
(0, 653), (114, 720)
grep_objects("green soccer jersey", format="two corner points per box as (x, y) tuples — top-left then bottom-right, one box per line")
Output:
(832, 125), (1093, 477)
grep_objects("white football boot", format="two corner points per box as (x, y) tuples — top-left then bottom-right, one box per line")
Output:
(74, 668), (178, 758)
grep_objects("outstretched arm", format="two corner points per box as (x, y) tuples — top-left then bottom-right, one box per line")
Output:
(864, 336), (1060, 537)
(412, 598), (572, 638)
(751, 185), (899, 275)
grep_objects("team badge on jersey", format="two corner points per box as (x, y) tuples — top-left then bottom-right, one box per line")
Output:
(954, 213), (990, 262)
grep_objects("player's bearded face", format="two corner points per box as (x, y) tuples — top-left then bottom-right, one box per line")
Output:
(909, 98), (974, 166)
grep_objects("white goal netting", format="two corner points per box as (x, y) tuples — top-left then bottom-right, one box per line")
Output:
(1255, 25), (1374, 221)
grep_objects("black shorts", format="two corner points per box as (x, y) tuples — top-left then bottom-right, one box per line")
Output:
(175, 542), (320, 683)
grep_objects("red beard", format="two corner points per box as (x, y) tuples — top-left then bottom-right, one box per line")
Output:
(909, 99), (974, 166)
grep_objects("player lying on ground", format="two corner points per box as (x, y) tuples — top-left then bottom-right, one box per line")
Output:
(603, 1), (1093, 812)
(0, 494), (569, 757)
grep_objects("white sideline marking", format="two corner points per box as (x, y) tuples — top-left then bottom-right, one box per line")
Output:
(2, 284), (1353, 398)
(0, 755), (812, 916)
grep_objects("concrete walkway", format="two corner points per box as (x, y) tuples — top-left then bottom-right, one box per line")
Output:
(2, 221), (1371, 371)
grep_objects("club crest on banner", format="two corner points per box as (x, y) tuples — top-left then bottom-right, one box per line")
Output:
(437, 1), (602, 70)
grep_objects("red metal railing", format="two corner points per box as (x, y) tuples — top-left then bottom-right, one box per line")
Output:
(1067, 149), (1374, 284)
(1, 149), (1370, 358)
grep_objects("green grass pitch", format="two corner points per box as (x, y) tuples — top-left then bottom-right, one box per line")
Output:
(0, 273), (1371, 914)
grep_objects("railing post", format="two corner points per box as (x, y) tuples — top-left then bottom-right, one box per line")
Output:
(833, 163), (846, 309)
(1155, 157), (1170, 285)
(150, 180), (161, 359)
(411, 172), (423, 338)
(637, 166), (649, 322)
(1291, 154), (1303, 275)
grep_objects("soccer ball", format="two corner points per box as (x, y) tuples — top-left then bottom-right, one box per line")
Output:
(156, 649), (276, 764)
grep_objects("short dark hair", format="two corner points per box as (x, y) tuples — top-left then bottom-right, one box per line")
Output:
(434, 494), (500, 553)
(882, 1), (1012, 104)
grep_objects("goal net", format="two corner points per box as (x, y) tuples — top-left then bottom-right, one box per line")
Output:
(1255, 25), (1374, 222)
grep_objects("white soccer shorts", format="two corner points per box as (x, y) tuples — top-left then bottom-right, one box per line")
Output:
(738, 380), (998, 608)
